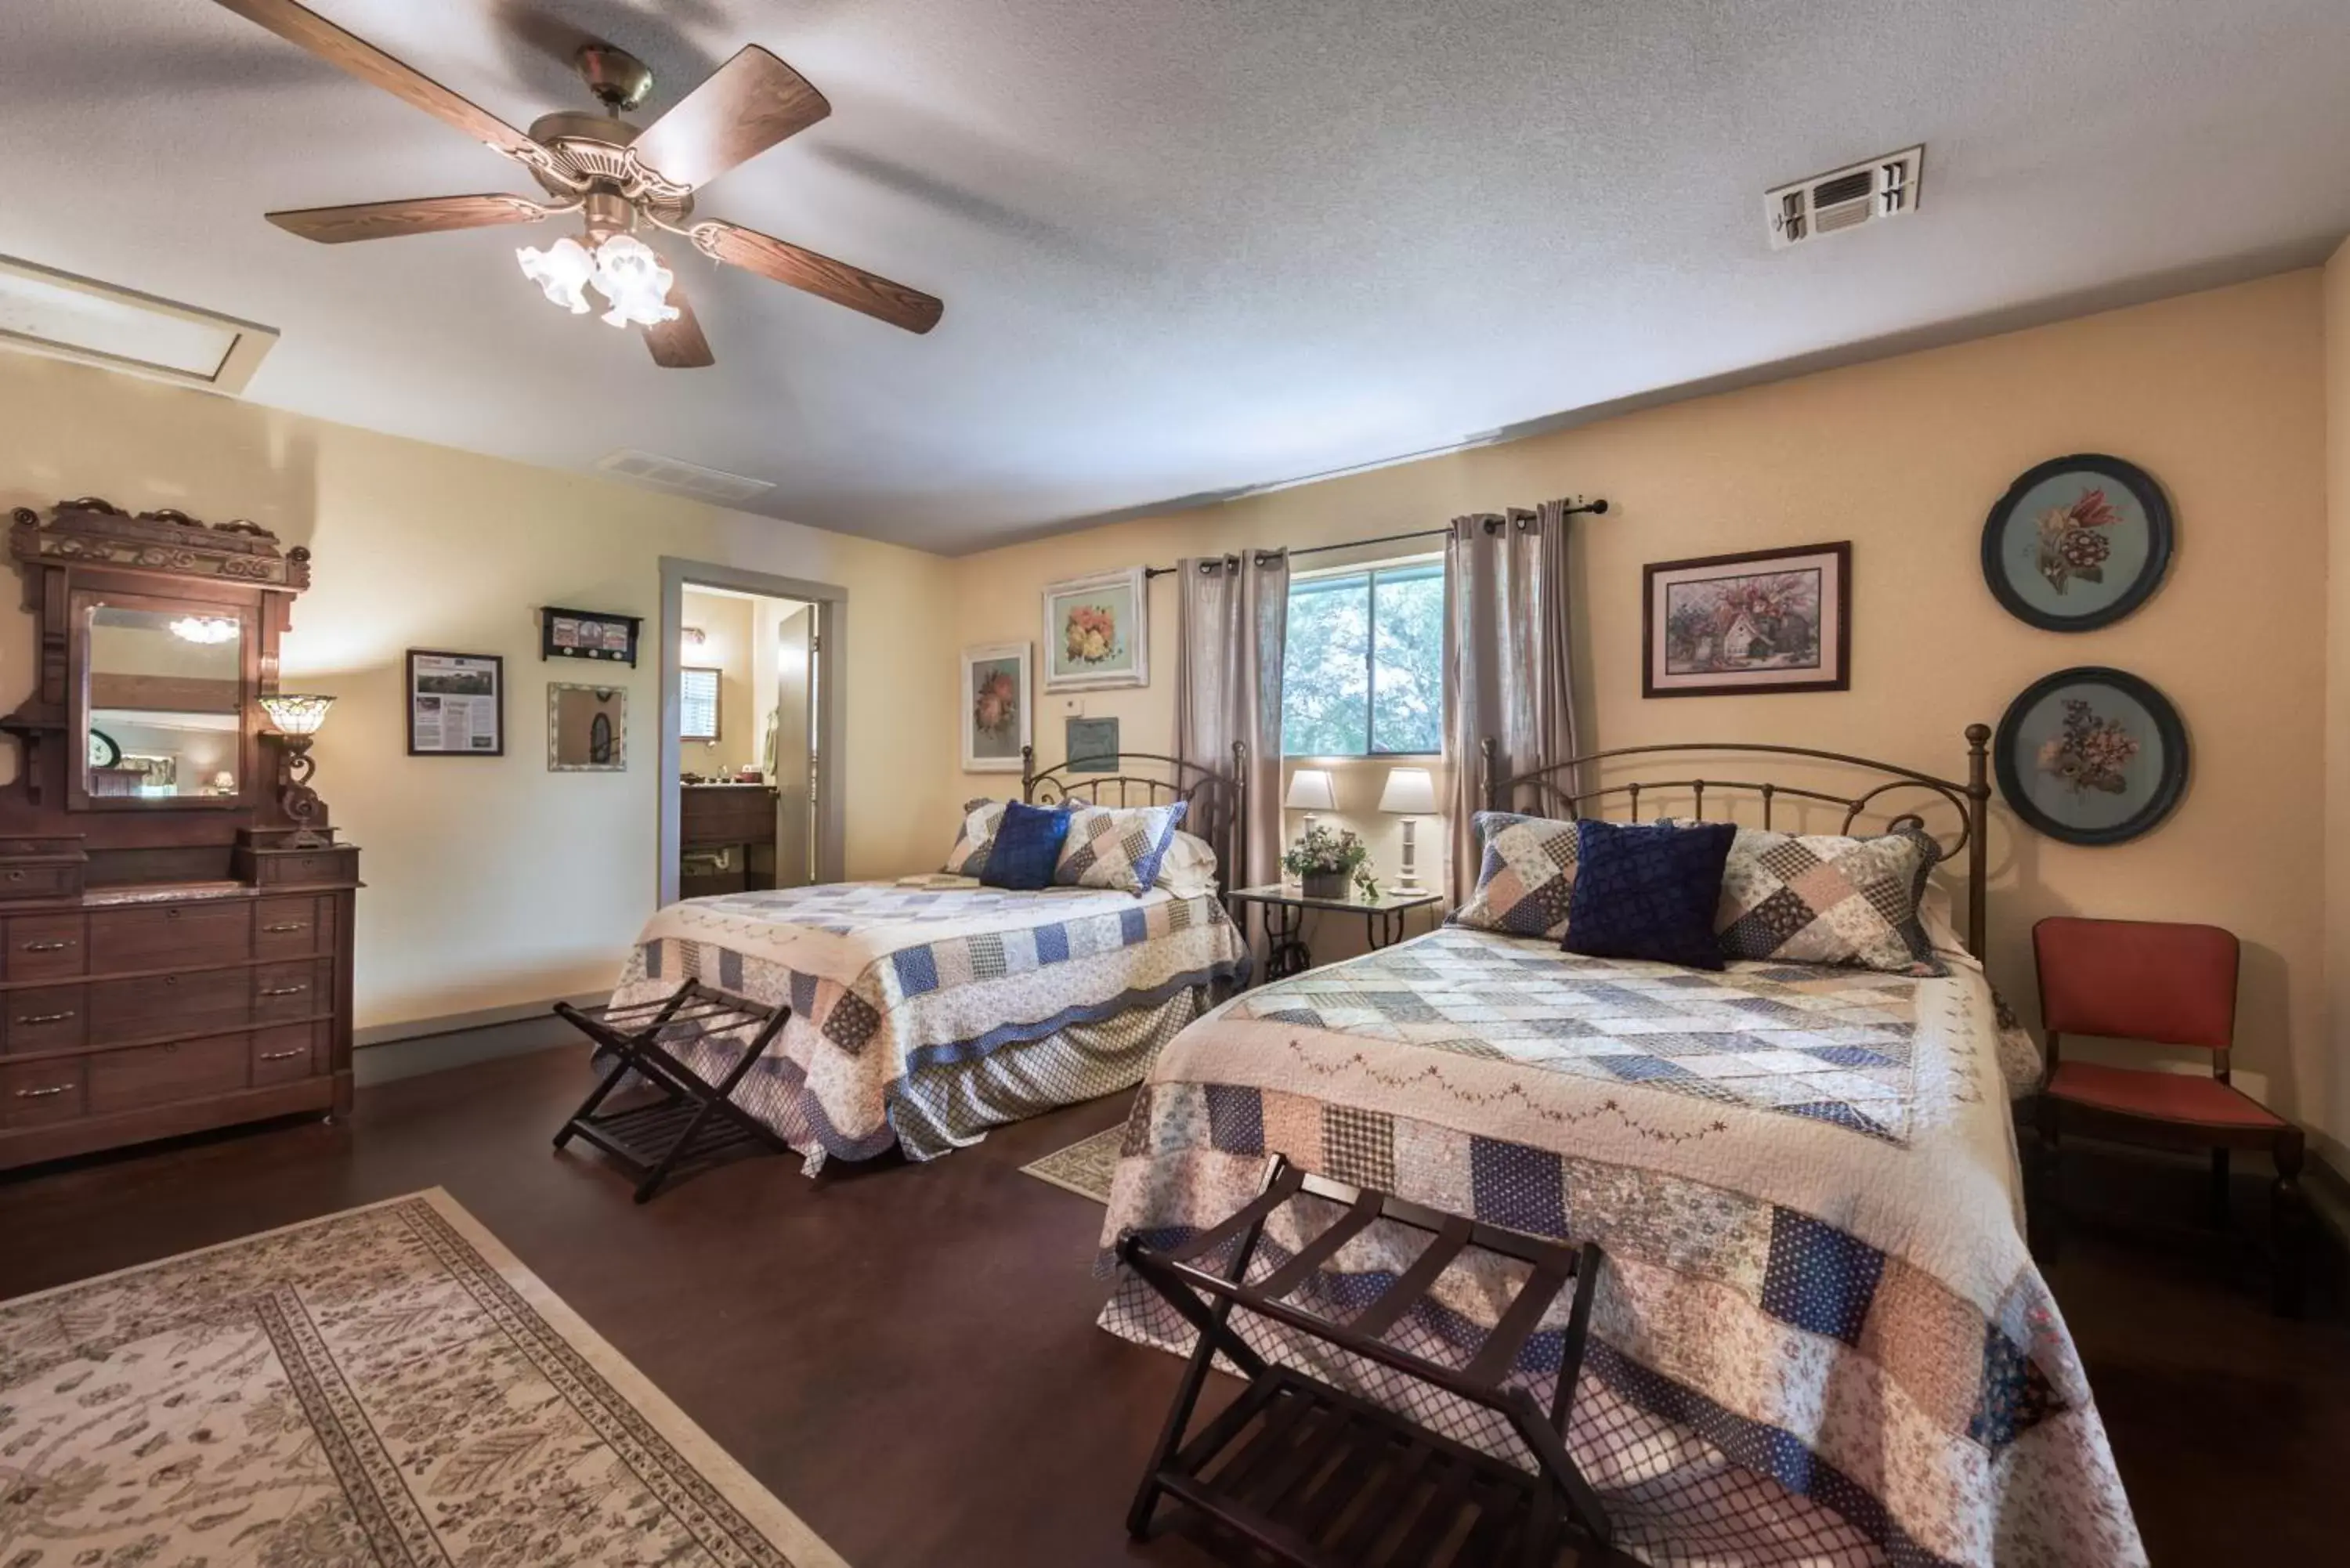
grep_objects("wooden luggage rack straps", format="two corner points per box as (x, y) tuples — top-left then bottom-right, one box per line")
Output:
(551, 980), (791, 1201)
(1119, 1160), (1629, 1567)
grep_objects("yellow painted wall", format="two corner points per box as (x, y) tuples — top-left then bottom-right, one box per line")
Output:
(2325, 240), (2350, 1154)
(955, 273), (2336, 1147)
(0, 352), (960, 1031)
(679, 588), (757, 776)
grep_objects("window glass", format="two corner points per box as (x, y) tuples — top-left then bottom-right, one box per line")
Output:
(1281, 558), (1443, 757)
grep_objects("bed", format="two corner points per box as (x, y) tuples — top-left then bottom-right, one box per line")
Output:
(1097, 732), (2146, 1568)
(602, 750), (1252, 1170)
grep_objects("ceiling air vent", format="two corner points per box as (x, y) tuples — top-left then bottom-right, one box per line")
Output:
(1766, 146), (1923, 250)
(594, 450), (774, 505)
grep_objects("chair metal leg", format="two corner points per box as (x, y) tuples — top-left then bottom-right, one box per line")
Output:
(2272, 1135), (2308, 1319)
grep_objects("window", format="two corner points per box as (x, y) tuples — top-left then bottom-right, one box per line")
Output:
(679, 666), (722, 742)
(1281, 558), (1444, 757)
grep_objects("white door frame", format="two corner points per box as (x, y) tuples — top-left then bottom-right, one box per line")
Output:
(657, 557), (848, 905)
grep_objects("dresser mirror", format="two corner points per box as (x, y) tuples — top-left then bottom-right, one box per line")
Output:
(81, 597), (250, 804)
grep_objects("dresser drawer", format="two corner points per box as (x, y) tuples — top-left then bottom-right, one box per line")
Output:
(4, 913), (86, 980)
(253, 960), (330, 1023)
(255, 896), (331, 959)
(255, 848), (359, 888)
(88, 1036), (249, 1117)
(250, 1023), (325, 1086)
(0, 862), (81, 901)
(91, 968), (252, 1036)
(2, 1057), (87, 1127)
(89, 902), (253, 970)
(2, 984), (86, 1053)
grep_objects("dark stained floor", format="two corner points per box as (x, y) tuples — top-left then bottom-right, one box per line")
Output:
(4, 1043), (2347, 1567)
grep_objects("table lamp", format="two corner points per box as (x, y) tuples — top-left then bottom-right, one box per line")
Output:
(1284, 767), (1337, 834)
(1377, 765), (1438, 893)
(259, 692), (336, 847)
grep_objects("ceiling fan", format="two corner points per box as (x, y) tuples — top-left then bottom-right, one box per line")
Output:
(208, 0), (944, 369)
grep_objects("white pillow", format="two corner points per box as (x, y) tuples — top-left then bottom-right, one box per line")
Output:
(1155, 829), (1220, 897)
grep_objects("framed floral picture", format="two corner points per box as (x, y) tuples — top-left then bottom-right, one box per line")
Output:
(1994, 667), (2187, 846)
(1643, 542), (1849, 697)
(1043, 567), (1148, 691)
(960, 641), (1030, 772)
(1980, 453), (2172, 631)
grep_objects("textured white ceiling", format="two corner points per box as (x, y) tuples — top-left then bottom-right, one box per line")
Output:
(6, 1), (2348, 550)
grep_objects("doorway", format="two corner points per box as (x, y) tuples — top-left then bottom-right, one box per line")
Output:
(658, 558), (846, 907)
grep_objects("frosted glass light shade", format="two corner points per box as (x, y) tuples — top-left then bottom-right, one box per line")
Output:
(1378, 766), (1438, 815)
(516, 237), (595, 314)
(260, 693), (334, 735)
(589, 233), (679, 330)
(1285, 768), (1337, 811)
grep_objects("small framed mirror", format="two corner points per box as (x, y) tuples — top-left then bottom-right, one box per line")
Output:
(76, 593), (251, 807)
(549, 683), (627, 771)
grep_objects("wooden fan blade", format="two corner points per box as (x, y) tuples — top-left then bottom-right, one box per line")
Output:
(209, 0), (538, 159)
(629, 46), (830, 192)
(690, 222), (942, 334)
(266, 193), (555, 244)
(645, 286), (715, 369)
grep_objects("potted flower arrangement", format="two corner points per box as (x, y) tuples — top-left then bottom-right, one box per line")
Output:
(1282, 824), (1379, 901)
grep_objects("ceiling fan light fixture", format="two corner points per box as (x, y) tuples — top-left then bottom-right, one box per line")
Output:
(516, 237), (595, 314)
(588, 233), (678, 330)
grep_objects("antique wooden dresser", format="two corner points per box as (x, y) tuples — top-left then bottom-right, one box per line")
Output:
(0, 498), (358, 1171)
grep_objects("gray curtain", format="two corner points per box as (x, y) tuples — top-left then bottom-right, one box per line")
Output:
(1444, 499), (1582, 903)
(1174, 550), (1289, 891)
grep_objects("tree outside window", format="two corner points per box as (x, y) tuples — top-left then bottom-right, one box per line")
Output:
(1281, 559), (1443, 757)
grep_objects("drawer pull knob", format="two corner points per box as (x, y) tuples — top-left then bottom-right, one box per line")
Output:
(19, 940), (74, 952)
(15, 1084), (68, 1099)
(260, 984), (309, 997)
(16, 1010), (74, 1024)
(259, 1048), (306, 1061)
(5, 872), (22, 883)
(262, 923), (309, 934)
(165, 909), (182, 919)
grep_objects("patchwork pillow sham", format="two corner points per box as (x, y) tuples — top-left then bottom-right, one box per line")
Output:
(1564, 817), (1737, 970)
(980, 800), (1075, 891)
(940, 798), (1009, 877)
(1448, 811), (1580, 940)
(1715, 826), (1946, 976)
(1055, 801), (1188, 894)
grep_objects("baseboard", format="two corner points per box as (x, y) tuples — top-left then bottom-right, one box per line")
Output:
(352, 994), (602, 1087)
(354, 994), (604, 1050)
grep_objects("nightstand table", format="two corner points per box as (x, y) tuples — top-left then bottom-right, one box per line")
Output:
(1228, 883), (1446, 982)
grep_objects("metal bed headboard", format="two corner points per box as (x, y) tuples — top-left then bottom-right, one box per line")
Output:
(1480, 725), (1993, 956)
(1021, 742), (1248, 904)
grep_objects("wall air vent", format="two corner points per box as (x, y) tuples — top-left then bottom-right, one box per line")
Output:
(593, 450), (775, 505)
(1765, 146), (1924, 250)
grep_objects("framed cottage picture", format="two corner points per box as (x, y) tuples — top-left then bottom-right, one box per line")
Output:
(1043, 567), (1148, 691)
(407, 649), (504, 757)
(960, 641), (1031, 772)
(1643, 542), (1850, 697)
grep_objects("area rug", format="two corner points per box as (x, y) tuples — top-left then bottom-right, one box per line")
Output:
(1018, 1124), (1123, 1203)
(0, 1188), (848, 1568)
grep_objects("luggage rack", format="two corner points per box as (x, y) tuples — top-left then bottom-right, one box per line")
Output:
(1119, 1162), (1629, 1568)
(552, 981), (790, 1201)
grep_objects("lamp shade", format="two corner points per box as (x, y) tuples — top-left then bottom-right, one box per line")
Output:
(1377, 766), (1438, 815)
(260, 693), (334, 735)
(1284, 768), (1337, 811)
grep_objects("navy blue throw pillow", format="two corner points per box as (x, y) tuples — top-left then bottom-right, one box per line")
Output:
(1563, 818), (1737, 970)
(982, 800), (1073, 891)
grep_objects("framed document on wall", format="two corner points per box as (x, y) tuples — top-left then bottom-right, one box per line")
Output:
(407, 650), (505, 757)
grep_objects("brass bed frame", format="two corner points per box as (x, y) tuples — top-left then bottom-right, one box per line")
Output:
(1021, 742), (1248, 905)
(1480, 724), (1993, 956)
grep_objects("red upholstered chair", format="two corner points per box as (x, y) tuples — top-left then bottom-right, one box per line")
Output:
(2032, 916), (2306, 1315)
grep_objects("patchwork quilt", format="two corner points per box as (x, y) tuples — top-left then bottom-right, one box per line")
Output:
(1097, 927), (2142, 1567)
(607, 878), (1249, 1168)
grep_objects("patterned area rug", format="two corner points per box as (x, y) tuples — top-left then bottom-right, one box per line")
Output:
(0, 1189), (847, 1568)
(1019, 1125), (1123, 1203)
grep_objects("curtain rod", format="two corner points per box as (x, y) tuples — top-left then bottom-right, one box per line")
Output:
(1141, 497), (1608, 578)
